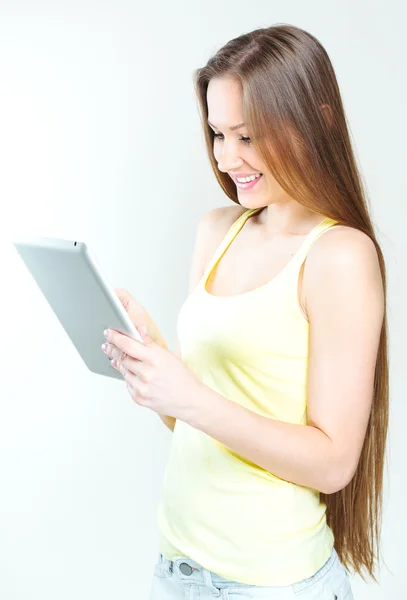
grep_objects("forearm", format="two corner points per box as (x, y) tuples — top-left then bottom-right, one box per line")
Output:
(188, 384), (347, 494)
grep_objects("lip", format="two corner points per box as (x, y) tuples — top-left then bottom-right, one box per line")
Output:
(231, 173), (263, 190)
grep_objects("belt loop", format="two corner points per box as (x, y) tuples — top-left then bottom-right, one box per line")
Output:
(202, 568), (221, 597)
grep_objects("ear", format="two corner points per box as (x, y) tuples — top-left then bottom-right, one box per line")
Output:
(320, 103), (334, 128)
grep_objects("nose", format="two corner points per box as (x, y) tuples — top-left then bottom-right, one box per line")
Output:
(216, 142), (244, 174)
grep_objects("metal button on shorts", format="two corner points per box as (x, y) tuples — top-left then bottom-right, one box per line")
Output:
(179, 562), (193, 576)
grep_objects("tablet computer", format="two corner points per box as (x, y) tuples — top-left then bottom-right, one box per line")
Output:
(12, 236), (144, 380)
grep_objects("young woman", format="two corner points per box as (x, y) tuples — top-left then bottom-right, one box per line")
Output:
(102, 24), (388, 599)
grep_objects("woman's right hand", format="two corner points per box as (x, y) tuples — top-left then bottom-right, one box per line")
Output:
(114, 287), (168, 350)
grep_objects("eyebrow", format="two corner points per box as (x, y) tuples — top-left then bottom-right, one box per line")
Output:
(207, 121), (246, 131)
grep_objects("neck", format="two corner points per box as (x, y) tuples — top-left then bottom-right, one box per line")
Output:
(253, 205), (326, 238)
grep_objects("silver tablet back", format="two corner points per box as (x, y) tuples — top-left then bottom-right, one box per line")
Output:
(13, 236), (142, 380)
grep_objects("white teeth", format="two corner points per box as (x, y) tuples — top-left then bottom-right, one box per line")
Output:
(236, 173), (262, 183)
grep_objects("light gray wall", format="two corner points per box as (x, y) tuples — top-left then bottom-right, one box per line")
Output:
(0, 1), (405, 598)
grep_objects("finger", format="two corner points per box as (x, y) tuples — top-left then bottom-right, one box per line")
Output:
(104, 329), (150, 363)
(126, 380), (136, 395)
(120, 355), (149, 381)
(103, 343), (130, 366)
(112, 346), (128, 365)
(119, 359), (150, 402)
(126, 381), (138, 401)
(126, 381), (145, 406)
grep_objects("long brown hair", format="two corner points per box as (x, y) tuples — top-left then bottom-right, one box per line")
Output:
(193, 23), (389, 584)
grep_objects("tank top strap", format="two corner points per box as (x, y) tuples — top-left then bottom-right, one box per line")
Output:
(200, 207), (263, 286)
(289, 216), (341, 272)
(199, 208), (341, 291)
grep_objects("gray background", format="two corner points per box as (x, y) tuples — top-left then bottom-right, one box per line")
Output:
(0, 1), (405, 598)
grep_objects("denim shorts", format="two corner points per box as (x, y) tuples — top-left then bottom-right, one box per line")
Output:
(148, 546), (354, 599)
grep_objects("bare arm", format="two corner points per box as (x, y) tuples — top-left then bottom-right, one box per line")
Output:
(157, 213), (209, 433)
(157, 339), (180, 432)
(157, 207), (242, 433)
(186, 227), (384, 493)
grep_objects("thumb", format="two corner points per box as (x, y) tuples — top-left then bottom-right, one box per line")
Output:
(137, 324), (154, 346)
(115, 288), (144, 321)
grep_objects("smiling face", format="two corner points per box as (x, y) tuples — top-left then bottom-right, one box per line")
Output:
(207, 77), (291, 210)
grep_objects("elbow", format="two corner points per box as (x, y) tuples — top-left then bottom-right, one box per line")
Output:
(324, 462), (356, 495)
(324, 480), (348, 495)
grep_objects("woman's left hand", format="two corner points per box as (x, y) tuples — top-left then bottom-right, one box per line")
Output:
(101, 327), (203, 425)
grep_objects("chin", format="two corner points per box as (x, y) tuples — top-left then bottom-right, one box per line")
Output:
(237, 196), (268, 210)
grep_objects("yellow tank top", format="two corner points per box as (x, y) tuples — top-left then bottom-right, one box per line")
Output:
(156, 207), (340, 586)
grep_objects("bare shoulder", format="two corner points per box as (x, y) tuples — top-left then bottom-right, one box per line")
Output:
(197, 204), (247, 262)
(308, 224), (381, 272)
(186, 204), (247, 294)
(199, 204), (247, 237)
(304, 223), (384, 316)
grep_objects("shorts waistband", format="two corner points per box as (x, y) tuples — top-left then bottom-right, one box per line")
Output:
(156, 546), (338, 591)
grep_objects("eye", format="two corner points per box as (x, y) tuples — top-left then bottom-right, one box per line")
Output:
(213, 133), (252, 146)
